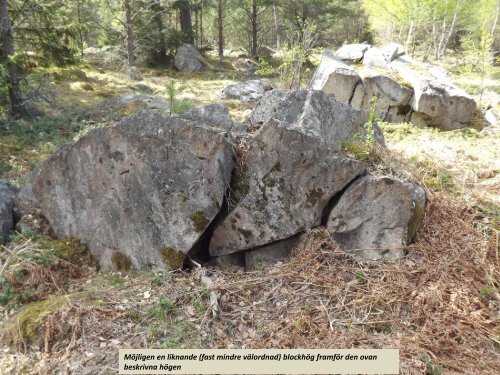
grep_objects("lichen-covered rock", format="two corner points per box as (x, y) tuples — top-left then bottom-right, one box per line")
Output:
(310, 50), (361, 104)
(327, 175), (426, 260)
(175, 43), (204, 73)
(248, 89), (385, 147)
(221, 80), (272, 102)
(30, 109), (233, 270)
(0, 180), (17, 243)
(210, 91), (369, 257)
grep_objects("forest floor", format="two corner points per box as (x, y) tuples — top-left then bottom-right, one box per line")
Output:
(0, 58), (499, 374)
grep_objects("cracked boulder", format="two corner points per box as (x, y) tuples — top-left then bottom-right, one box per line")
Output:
(248, 89), (385, 146)
(350, 67), (414, 122)
(30, 109), (233, 270)
(209, 90), (368, 257)
(327, 175), (426, 260)
(311, 46), (478, 130)
(310, 51), (361, 104)
(390, 56), (477, 129)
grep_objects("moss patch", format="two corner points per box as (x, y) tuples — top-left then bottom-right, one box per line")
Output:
(190, 211), (209, 233)
(2, 295), (67, 347)
(39, 237), (97, 269)
(408, 203), (425, 241)
(111, 252), (133, 271)
(161, 247), (185, 269)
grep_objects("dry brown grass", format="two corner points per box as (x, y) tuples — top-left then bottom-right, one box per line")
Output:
(1, 195), (498, 374)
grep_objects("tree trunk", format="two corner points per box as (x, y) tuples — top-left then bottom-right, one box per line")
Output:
(200, 1), (203, 48)
(251, 0), (258, 58)
(0, 0), (25, 117)
(76, 0), (84, 57)
(492, 1), (499, 35)
(217, 0), (224, 66)
(178, 0), (194, 43)
(124, 0), (135, 67)
(405, 21), (414, 51)
(272, 2), (281, 50)
(153, 5), (166, 61)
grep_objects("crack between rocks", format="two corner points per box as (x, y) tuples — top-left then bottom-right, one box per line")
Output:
(320, 171), (366, 227)
(185, 189), (231, 269)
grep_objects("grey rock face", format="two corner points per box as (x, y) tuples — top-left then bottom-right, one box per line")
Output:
(334, 43), (371, 64)
(30, 110), (233, 270)
(312, 46), (478, 130)
(381, 43), (406, 62)
(13, 183), (38, 220)
(0, 180), (17, 243)
(327, 175), (426, 260)
(391, 57), (477, 129)
(310, 51), (361, 104)
(209, 97), (367, 256)
(175, 43), (204, 73)
(349, 68), (413, 122)
(221, 80), (273, 102)
(249, 89), (385, 147)
(244, 233), (306, 269)
(363, 47), (391, 68)
(180, 102), (233, 131)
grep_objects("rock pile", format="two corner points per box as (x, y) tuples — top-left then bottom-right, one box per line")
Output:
(311, 44), (478, 130)
(10, 91), (426, 270)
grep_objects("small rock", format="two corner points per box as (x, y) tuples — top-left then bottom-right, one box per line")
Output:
(221, 80), (272, 102)
(175, 44), (204, 73)
(0, 180), (17, 243)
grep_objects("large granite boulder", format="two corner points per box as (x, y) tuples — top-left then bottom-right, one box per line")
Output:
(310, 51), (361, 104)
(221, 80), (273, 102)
(30, 109), (233, 270)
(209, 90), (368, 256)
(0, 181), (17, 243)
(327, 175), (426, 260)
(175, 43), (204, 73)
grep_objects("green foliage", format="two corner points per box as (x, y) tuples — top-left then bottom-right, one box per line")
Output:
(165, 80), (192, 115)
(277, 19), (319, 90)
(423, 356), (443, 375)
(255, 58), (275, 77)
(363, 0), (497, 58)
(479, 286), (496, 297)
(0, 277), (34, 308)
(147, 298), (174, 320)
(342, 97), (381, 161)
(103, 274), (125, 288)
